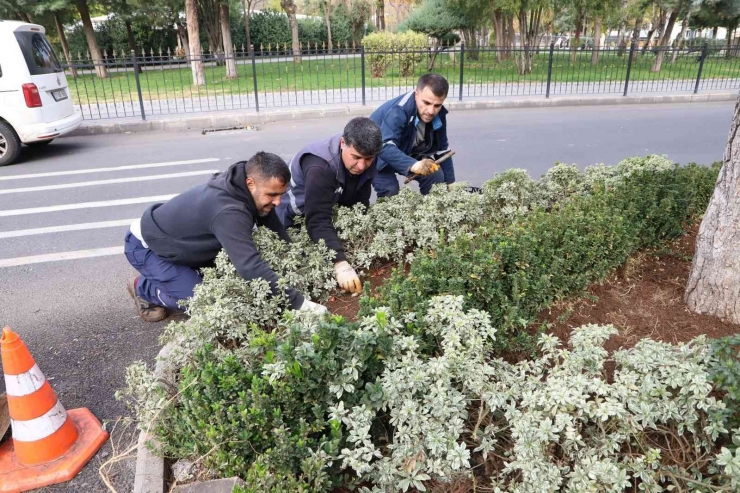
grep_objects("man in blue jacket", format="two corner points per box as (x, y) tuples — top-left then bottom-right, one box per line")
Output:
(369, 73), (455, 197)
(123, 152), (328, 322)
(277, 117), (382, 295)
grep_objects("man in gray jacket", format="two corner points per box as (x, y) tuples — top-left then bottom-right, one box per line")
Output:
(123, 152), (327, 322)
(277, 117), (382, 294)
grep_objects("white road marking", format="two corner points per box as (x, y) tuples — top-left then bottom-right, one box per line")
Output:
(0, 219), (135, 239)
(0, 170), (218, 195)
(0, 195), (176, 217)
(0, 158), (220, 181)
(0, 247), (124, 268)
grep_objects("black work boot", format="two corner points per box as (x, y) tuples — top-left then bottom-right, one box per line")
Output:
(127, 278), (168, 323)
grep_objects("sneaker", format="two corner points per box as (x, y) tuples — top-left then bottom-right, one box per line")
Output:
(126, 278), (168, 323)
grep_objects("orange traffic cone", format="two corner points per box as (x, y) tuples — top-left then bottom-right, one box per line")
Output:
(0, 327), (109, 492)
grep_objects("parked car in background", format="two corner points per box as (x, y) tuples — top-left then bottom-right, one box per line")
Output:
(0, 20), (82, 166)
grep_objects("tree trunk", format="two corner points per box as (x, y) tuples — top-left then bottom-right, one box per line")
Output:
(650, 10), (677, 73)
(200, 0), (224, 62)
(726, 24), (737, 58)
(642, 26), (656, 54)
(242, 0), (252, 55)
(571, 9), (583, 63)
(54, 13), (77, 79)
(463, 28), (479, 61)
(19, 11), (31, 23)
(591, 16), (602, 66)
(124, 19), (142, 74)
(324, 0), (333, 51)
(74, 0), (108, 78)
(492, 10), (504, 61)
(177, 22), (191, 60)
(617, 27), (628, 56)
(671, 13), (690, 63)
(281, 0), (301, 62)
(712, 26), (718, 38)
(506, 14), (515, 59)
(685, 95), (740, 324)
(630, 17), (642, 60)
(220, 2), (238, 78)
(186, 0), (206, 85)
(375, 0), (385, 31)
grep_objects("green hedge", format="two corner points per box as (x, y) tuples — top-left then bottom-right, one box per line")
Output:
(361, 30), (429, 77)
(62, 9), (363, 59)
(373, 163), (721, 352)
(151, 315), (392, 487)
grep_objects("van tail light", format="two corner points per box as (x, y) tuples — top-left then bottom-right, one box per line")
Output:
(22, 83), (42, 108)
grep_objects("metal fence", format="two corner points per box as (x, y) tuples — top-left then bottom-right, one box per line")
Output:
(63, 41), (740, 121)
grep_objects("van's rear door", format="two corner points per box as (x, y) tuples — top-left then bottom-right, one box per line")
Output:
(13, 27), (75, 123)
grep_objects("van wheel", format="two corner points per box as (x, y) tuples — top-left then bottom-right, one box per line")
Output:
(26, 139), (54, 147)
(0, 122), (21, 167)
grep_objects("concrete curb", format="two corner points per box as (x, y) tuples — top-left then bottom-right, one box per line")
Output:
(133, 342), (177, 493)
(71, 91), (736, 137)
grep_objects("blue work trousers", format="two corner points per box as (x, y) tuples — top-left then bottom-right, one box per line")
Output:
(123, 231), (202, 310)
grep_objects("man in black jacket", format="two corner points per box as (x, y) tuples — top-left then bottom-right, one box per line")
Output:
(123, 152), (328, 322)
(276, 117), (382, 295)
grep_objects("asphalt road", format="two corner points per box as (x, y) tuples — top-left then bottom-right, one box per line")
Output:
(0, 101), (734, 491)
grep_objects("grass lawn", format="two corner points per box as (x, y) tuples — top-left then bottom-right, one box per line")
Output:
(66, 50), (740, 106)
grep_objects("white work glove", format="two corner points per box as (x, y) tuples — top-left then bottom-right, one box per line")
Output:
(334, 261), (362, 294)
(409, 158), (440, 177)
(298, 298), (329, 315)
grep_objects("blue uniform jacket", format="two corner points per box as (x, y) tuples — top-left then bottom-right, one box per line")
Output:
(369, 91), (455, 183)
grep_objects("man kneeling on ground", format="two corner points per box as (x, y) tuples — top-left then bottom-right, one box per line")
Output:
(123, 152), (328, 322)
(277, 117), (382, 295)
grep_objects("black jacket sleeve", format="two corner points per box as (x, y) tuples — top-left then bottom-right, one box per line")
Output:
(210, 207), (304, 309)
(301, 154), (346, 263)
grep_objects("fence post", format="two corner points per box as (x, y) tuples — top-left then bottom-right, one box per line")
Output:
(250, 45), (259, 112)
(459, 42), (465, 102)
(694, 42), (708, 94)
(546, 41), (555, 98)
(361, 44), (366, 106)
(131, 50), (146, 121)
(623, 40), (636, 97)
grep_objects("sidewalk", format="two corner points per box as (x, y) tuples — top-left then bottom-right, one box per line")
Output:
(71, 89), (737, 137)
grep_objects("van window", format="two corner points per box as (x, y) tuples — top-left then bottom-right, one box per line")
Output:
(14, 32), (62, 75)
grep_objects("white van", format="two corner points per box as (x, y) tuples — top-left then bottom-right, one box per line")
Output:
(0, 20), (82, 166)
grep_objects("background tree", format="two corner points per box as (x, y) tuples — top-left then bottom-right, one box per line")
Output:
(198, 0), (224, 60)
(590, 0), (621, 64)
(515, 0), (550, 73)
(323, 0), (334, 51)
(0, 0), (35, 20)
(685, 93), (740, 324)
(33, 0), (78, 77)
(693, 0), (740, 57)
(348, 0), (371, 44)
(375, 0), (384, 29)
(401, 0), (464, 69)
(650, 0), (693, 72)
(220, 0), (237, 77)
(186, 0), (206, 84)
(280, 0), (301, 61)
(446, 0), (490, 59)
(105, 0), (142, 72)
(73, 0), (109, 77)
(241, 0), (255, 53)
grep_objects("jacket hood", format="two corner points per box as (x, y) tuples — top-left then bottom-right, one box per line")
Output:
(208, 161), (256, 210)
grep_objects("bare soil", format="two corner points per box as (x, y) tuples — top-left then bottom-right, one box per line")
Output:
(327, 224), (740, 351)
(538, 223), (739, 352)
